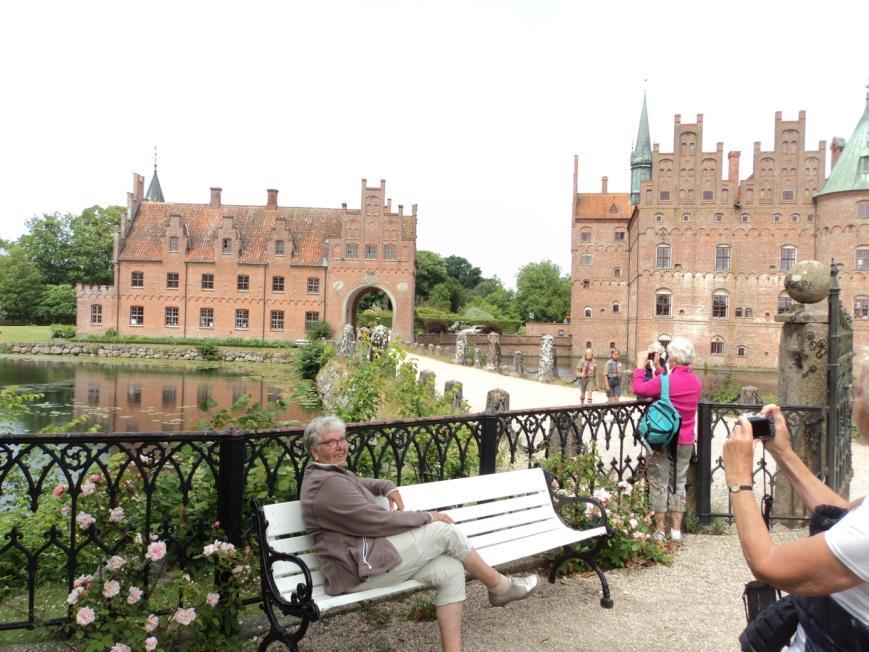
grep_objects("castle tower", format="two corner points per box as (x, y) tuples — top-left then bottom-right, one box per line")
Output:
(145, 147), (164, 202)
(630, 92), (652, 205)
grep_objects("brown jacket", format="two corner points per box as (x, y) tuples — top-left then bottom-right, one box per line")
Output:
(300, 464), (431, 595)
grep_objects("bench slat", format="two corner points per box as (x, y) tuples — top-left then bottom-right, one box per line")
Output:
(263, 503), (307, 539)
(397, 468), (548, 511)
(445, 492), (552, 523)
(478, 525), (608, 567)
(454, 505), (554, 537)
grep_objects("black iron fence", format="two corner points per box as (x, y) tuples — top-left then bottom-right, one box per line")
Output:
(0, 399), (650, 631)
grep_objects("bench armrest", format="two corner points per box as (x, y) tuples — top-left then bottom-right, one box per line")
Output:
(551, 493), (610, 532)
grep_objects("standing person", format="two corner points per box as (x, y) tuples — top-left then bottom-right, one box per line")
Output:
(605, 349), (623, 403)
(632, 337), (702, 542)
(300, 416), (539, 652)
(575, 348), (597, 404)
(723, 348), (869, 650)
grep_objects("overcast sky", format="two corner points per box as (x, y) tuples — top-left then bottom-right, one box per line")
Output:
(1, 1), (866, 288)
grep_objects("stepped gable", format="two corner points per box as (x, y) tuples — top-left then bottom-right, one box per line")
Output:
(118, 203), (342, 266)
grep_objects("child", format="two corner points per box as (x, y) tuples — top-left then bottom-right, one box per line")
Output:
(574, 348), (596, 404)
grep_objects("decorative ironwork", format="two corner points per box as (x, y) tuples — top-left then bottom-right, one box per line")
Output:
(826, 261), (853, 496)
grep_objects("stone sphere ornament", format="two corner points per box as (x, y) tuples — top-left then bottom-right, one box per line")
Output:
(784, 260), (829, 304)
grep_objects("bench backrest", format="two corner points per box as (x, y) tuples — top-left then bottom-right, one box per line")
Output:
(262, 468), (561, 596)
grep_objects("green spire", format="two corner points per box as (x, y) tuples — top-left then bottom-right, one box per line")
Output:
(145, 146), (164, 202)
(630, 91), (652, 204)
(815, 91), (869, 198)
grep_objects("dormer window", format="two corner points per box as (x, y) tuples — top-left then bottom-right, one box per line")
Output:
(169, 236), (179, 252)
(222, 238), (232, 254)
(275, 239), (285, 256)
(860, 156), (869, 174)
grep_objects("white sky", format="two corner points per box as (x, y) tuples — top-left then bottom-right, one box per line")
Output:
(1, 0), (866, 289)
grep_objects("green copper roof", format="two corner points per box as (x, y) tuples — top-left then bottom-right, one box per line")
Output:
(815, 94), (869, 198)
(630, 92), (652, 166)
(145, 166), (164, 202)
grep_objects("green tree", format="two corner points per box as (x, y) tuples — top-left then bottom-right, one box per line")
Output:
(515, 260), (570, 323)
(414, 250), (449, 303)
(429, 279), (465, 313)
(36, 284), (77, 323)
(444, 255), (482, 290)
(0, 245), (45, 322)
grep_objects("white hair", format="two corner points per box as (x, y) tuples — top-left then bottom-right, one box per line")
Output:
(304, 415), (346, 453)
(666, 337), (696, 366)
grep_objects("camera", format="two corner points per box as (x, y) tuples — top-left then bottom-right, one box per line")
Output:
(647, 352), (656, 361)
(744, 413), (775, 441)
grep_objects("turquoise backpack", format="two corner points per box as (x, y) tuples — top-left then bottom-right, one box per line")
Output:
(638, 374), (682, 449)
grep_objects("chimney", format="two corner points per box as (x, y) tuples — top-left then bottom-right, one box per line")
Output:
(728, 151), (741, 182)
(267, 189), (278, 209)
(412, 204), (417, 217)
(830, 139), (845, 170)
(133, 173), (145, 201)
(398, 204), (404, 217)
(386, 198), (392, 212)
(601, 176), (608, 193)
(341, 202), (347, 210)
(210, 187), (222, 208)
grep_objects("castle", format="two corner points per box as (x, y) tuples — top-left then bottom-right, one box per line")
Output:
(570, 93), (869, 367)
(76, 173), (417, 341)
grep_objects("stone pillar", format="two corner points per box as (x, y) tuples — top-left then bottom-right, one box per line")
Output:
(486, 332), (502, 372)
(454, 332), (468, 365)
(486, 388), (510, 412)
(434, 344), (442, 357)
(419, 370), (436, 394)
(445, 380), (464, 413)
(739, 386), (761, 405)
(474, 349), (483, 368)
(427, 343), (434, 354)
(337, 324), (355, 356)
(512, 351), (524, 376)
(538, 335), (557, 382)
(371, 324), (389, 351)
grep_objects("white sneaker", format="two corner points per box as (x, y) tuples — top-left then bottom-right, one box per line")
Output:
(489, 574), (539, 607)
(652, 530), (666, 543)
(670, 529), (682, 542)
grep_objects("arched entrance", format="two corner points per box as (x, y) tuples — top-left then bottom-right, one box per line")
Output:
(344, 285), (396, 334)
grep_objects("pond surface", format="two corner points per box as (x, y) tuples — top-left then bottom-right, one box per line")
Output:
(0, 356), (313, 434)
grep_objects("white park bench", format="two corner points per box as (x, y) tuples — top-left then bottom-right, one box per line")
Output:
(251, 467), (612, 651)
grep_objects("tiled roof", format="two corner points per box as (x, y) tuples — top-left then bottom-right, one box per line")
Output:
(816, 97), (869, 198)
(119, 203), (343, 266)
(574, 193), (632, 220)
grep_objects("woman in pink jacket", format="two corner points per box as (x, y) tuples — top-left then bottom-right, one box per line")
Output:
(632, 336), (702, 543)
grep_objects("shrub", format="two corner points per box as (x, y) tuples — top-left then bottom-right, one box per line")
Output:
(479, 322), (502, 335)
(293, 339), (335, 382)
(306, 321), (333, 341)
(197, 343), (220, 361)
(50, 324), (76, 339)
(424, 319), (448, 334)
(104, 328), (118, 338)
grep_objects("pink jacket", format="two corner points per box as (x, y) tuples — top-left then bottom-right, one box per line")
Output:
(632, 365), (702, 445)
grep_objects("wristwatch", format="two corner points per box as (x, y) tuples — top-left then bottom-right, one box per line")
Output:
(728, 484), (753, 494)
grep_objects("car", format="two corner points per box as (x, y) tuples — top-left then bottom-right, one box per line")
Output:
(459, 325), (485, 335)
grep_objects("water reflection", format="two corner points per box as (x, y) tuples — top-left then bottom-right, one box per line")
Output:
(0, 357), (313, 434)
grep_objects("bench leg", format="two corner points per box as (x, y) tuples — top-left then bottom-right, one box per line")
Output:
(547, 544), (614, 609)
(258, 599), (316, 652)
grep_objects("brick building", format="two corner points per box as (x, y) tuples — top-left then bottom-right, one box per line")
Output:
(76, 173), (417, 342)
(571, 93), (869, 368)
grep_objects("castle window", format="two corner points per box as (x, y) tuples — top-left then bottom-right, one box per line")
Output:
(614, 230), (625, 241)
(275, 239), (285, 256)
(166, 272), (179, 289)
(582, 279), (590, 289)
(127, 385), (142, 406)
(581, 254), (592, 266)
(710, 337), (725, 356)
(90, 304), (102, 325)
(131, 271), (143, 288)
(613, 268), (621, 279)
(307, 277), (320, 294)
(199, 308), (214, 328)
(712, 291), (729, 319)
(735, 308), (743, 318)
(659, 191), (671, 201)
(807, 214), (815, 222)
(365, 244), (378, 259)
(270, 310), (285, 330)
(715, 245), (731, 270)
(164, 306), (179, 327)
(346, 243), (359, 259)
(384, 244), (397, 260)
(580, 229), (592, 242)
(714, 213), (724, 223)
(197, 385), (210, 406)
(237, 274), (250, 291)
(772, 213), (781, 223)
(737, 345), (747, 357)
(222, 238), (232, 254)
(162, 386), (176, 408)
(272, 276), (284, 292)
(235, 309), (249, 329)
(791, 213), (800, 223)
(655, 213), (663, 223)
(777, 293), (795, 314)
(612, 302), (620, 314)
(169, 236), (179, 252)
(130, 306), (144, 326)
(682, 213), (690, 223)
(855, 247), (869, 271)
(655, 290), (672, 317)
(702, 190), (714, 201)
(782, 189), (794, 201)
(858, 201), (869, 219)
(305, 312), (320, 330)
(745, 308), (753, 319)
(656, 245), (671, 269)
(780, 246), (797, 272)
(740, 213), (750, 224)
(583, 307), (592, 319)
(855, 296), (869, 319)
(861, 156), (869, 174)
(201, 274), (214, 290)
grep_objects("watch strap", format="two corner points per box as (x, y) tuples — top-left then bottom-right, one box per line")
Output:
(729, 484), (753, 493)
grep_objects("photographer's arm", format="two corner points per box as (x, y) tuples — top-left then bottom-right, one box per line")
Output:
(760, 405), (849, 511)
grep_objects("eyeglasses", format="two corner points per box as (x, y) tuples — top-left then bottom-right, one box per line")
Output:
(318, 437), (348, 450)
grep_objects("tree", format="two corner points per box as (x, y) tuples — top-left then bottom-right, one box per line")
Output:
(415, 250), (449, 303)
(19, 213), (72, 285)
(36, 284), (77, 323)
(444, 255), (482, 290)
(0, 245), (45, 322)
(429, 280), (465, 313)
(514, 260), (570, 323)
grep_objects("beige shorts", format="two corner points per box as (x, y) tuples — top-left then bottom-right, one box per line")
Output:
(352, 521), (473, 606)
(647, 444), (693, 513)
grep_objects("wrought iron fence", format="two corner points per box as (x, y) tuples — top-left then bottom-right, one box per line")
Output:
(0, 399), (649, 631)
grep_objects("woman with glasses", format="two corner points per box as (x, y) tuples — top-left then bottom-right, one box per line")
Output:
(300, 415), (538, 652)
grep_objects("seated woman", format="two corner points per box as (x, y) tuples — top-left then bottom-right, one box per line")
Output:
(723, 347), (869, 650)
(300, 415), (539, 652)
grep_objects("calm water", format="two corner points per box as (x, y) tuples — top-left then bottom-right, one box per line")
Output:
(0, 357), (313, 434)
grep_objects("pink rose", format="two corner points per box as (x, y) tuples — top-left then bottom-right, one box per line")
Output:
(103, 579), (121, 598)
(127, 586), (143, 605)
(145, 541), (167, 562)
(134, 533), (143, 545)
(592, 488), (611, 504)
(629, 518), (639, 529)
(144, 614), (159, 633)
(106, 555), (126, 571)
(89, 473), (103, 484)
(80, 481), (96, 496)
(60, 506), (71, 517)
(73, 574), (93, 589)
(110, 644), (131, 652)
(76, 606), (95, 626)
(206, 592), (220, 607)
(52, 483), (68, 497)
(109, 506), (125, 522)
(144, 637), (158, 652)
(172, 607), (196, 626)
(67, 587), (83, 605)
(76, 512), (96, 530)
(202, 543), (216, 557)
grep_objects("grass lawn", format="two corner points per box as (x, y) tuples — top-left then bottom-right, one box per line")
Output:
(0, 325), (53, 343)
